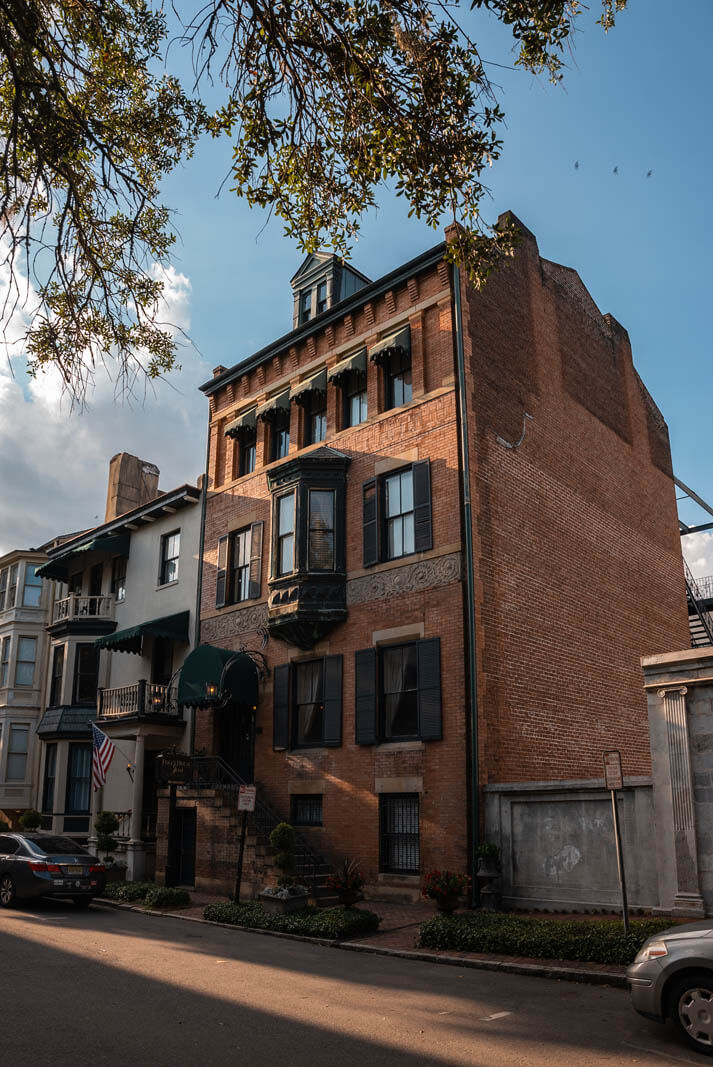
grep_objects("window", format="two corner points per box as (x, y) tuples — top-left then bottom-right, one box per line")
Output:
(354, 639), (442, 745)
(273, 656), (343, 750)
(151, 637), (173, 687)
(239, 428), (257, 476)
(0, 637), (9, 687)
(277, 493), (296, 576)
(7, 724), (29, 780)
(381, 643), (419, 739)
(344, 374), (367, 428)
(294, 659), (325, 747)
(68, 571), (82, 596)
(0, 568), (7, 610)
(308, 490), (335, 571)
(49, 645), (65, 707)
(22, 564), (42, 607)
(299, 289), (312, 324)
(15, 637), (37, 687)
(159, 530), (180, 585)
(73, 644), (99, 705)
(6, 563), (18, 609)
(271, 416), (290, 462)
(66, 744), (91, 813)
(316, 281), (327, 315)
(42, 744), (57, 813)
(230, 527), (251, 603)
(384, 469), (415, 561)
(362, 461), (432, 567)
(379, 794), (420, 874)
(111, 556), (127, 602)
(306, 392), (326, 445)
(291, 794), (323, 826)
(386, 346), (412, 409)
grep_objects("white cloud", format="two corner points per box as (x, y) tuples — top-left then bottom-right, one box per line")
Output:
(0, 263), (210, 556)
(682, 531), (713, 581)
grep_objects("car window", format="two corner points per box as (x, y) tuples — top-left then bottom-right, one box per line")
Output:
(0, 835), (19, 855)
(24, 835), (90, 856)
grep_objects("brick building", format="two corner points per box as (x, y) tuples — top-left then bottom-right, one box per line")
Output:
(182, 213), (690, 904)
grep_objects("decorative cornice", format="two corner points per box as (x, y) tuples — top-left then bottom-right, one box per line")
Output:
(201, 603), (269, 641)
(347, 552), (462, 606)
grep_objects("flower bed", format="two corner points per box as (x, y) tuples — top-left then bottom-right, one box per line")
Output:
(418, 913), (674, 966)
(102, 881), (191, 908)
(204, 901), (380, 940)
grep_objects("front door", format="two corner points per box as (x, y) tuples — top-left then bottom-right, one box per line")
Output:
(177, 807), (196, 886)
(217, 703), (253, 782)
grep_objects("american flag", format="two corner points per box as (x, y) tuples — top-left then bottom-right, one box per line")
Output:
(92, 723), (116, 790)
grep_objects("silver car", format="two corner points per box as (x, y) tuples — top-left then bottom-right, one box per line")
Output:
(628, 921), (713, 1055)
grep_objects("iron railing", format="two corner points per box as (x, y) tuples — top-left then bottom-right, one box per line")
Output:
(189, 755), (334, 898)
(683, 559), (713, 646)
(694, 574), (713, 601)
(53, 594), (114, 623)
(97, 681), (181, 720)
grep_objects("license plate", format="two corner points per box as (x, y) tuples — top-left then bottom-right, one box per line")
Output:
(64, 866), (83, 875)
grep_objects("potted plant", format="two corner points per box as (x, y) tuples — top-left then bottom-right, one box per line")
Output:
(94, 811), (125, 880)
(422, 870), (470, 915)
(327, 859), (365, 907)
(258, 822), (310, 914)
(475, 843), (501, 911)
(19, 809), (41, 831)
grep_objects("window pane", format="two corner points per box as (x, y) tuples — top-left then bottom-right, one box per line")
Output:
(382, 644), (419, 739)
(295, 661), (324, 746)
(279, 534), (294, 575)
(310, 410), (326, 443)
(67, 745), (91, 812)
(385, 474), (401, 518)
(400, 470), (413, 512)
(388, 516), (403, 560)
(15, 662), (35, 686)
(309, 490), (335, 571)
(7, 725), (29, 780)
(278, 493), (295, 535)
(22, 567), (42, 606)
(381, 795), (420, 873)
(17, 637), (36, 662)
(275, 427), (290, 459)
(403, 513), (415, 555)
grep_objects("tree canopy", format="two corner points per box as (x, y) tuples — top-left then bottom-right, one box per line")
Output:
(0, 0), (626, 399)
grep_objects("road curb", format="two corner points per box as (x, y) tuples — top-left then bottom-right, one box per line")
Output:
(94, 898), (627, 987)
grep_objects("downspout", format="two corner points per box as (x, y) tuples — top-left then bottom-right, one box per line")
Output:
(190, 421), (211, 756)
(452, 264), (480, 906)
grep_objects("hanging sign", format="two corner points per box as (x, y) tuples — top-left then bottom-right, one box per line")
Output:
(157, 752), (192, 785)
(238, 785), (256, 812)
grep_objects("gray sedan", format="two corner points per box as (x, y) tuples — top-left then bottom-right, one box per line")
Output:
(0, 832), (105, 908)
(628, 921), (713, 1055)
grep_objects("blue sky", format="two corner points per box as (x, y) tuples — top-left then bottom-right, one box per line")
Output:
(1, 0), (712, 563)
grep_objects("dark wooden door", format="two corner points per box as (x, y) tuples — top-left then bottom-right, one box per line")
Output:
(177, 807), (196, 887)
(217, 704), (253, 782)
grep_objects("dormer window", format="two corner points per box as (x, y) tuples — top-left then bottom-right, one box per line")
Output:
(300, 289), (312, 325)
(317, 281), (327, 315)
(291, 252), (370, 330)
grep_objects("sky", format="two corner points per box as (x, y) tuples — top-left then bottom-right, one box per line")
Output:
(1, 0), (712, 572)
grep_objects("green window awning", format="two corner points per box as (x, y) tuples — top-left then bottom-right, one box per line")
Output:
(369, 325), (411, 366)
(327, 348), (366, 385)
(95, 610), (190, 655)
(177, 644), (259, 708)
(256, 389), (290, 422)
(224, 406), (257, 439)
(36, 533), (130, 581)
(291, 368), (327, 405)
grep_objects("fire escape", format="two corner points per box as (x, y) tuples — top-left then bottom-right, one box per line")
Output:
(677, 476), (713, 647)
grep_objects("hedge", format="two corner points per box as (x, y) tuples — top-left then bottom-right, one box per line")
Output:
(102, 882), (191, 908)
(418, 913), (675, 966)
(204, 901), (380, 940)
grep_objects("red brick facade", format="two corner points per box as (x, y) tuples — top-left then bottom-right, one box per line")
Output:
(190, 215), (689, 898)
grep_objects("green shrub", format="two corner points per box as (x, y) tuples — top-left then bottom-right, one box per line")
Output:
(203, 901), (380, 940)
(19, 809), (41, 830)
(144, 886), (191, 909)
(102, 881), (157, 903)
(418, 913), (675, 966)
(94, 811), (120, 836)
(270, 822), (296, 852)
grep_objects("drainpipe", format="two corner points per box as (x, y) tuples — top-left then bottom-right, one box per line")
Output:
(452, 264), (480, 906)
(190, 421), (211, 757)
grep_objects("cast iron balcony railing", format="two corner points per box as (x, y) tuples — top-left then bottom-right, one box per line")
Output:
(97, 680), (182, 720)
(53, 594), (114, 623)
(694, 574), (713, 602)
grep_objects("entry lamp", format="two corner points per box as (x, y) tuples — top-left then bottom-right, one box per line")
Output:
(205, 682), (219, 699)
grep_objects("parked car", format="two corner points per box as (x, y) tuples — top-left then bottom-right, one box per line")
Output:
(628, 921), (713, 1055)
(0, 832), (105, 908)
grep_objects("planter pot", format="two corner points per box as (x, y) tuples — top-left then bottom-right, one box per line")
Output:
(476, 859), (499, 879)
(335, 890), (363, 908)
(435, 893), (460, 915)
(479, 884), (502, 912)
(259, 890), (309, 915)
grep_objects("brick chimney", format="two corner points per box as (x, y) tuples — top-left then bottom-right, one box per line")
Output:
(104, 453), (160, 522)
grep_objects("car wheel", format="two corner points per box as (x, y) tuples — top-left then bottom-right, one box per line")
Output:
(0, 874), (16, 908)
(669, 972), (713, 1055)
(73, 896), (93, 909)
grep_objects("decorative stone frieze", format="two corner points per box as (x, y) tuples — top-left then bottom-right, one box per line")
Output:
(347, 552), (462, 606)
(201, 604), (269, 641)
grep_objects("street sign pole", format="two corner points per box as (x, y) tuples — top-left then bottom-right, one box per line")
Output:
(603, 750), (629, 934)
(233, 785), (256, 903)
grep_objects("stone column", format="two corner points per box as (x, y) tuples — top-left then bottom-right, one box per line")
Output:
(127, 733), (146, 880)
(659, 686), (705, 916)
(88, 782), (102, 851)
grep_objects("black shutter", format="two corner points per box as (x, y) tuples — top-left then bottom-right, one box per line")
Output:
(362, 479), (379, 567)
(215, 535), (229, 608)
(249, 521), (263, 599)
(322, 655), (343, 747)
(355, 648), (377, 744)
(412, 460), (432, 553)
(273, 664), (290, 750)
(417, 638), (442, 740)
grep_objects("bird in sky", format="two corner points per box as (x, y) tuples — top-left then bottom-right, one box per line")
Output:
(574, 160), (580, 170)
(647, 170), (653, 178)
(613, 166), (619, 175)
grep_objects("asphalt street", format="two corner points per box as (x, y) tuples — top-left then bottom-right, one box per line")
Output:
(1, 900), (706, 1066)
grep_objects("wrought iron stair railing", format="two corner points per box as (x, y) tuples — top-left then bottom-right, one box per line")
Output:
(188, 755), (336, 901)
(684, 558), (713, 647)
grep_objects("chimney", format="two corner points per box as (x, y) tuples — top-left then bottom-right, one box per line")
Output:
(105, 453), (160, 522)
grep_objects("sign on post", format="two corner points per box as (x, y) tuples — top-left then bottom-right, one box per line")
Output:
(238, 785), (256, 812)
(603, 749), (629, 933)
(157, 752), (192, 785)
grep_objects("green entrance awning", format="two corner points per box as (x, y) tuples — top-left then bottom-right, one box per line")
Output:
(95, 610), (190, 654)
(36, 533), (130, 582)
(177, 644), (259, 708)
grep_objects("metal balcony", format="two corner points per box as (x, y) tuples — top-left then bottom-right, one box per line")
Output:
(53, 594), (115, 623)
(97, 681), (182, 721)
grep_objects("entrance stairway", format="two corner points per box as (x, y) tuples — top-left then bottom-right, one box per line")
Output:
(190, 756), (338, 905)
(684, 559), (713, 648)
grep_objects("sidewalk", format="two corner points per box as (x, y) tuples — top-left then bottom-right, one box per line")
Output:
(100, 892), (629, 988)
